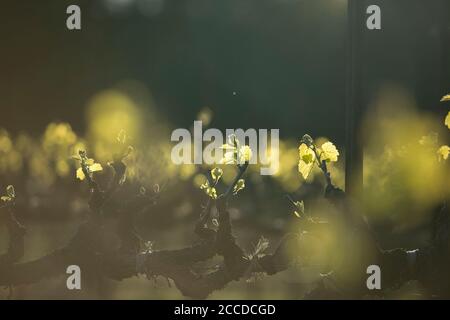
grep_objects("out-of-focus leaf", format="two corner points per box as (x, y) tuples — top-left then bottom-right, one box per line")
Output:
(440, 94), (450, 102)
(299, 143), (315, 164)
(117, 129), (127, 144)
(445, 111), (450, 129)
(89, 163), (103, 172)
(298, 143), (316, 180)
(76, 167), (85, 180)
(298, 156), (314, 180)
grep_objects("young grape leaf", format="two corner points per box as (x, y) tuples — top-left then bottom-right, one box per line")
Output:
(320, 142), (339, 162)
(437, 145), (450, 161)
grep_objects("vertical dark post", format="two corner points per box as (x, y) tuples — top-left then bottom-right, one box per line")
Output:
(345, 0), (364, 196)
(439, 0), (450, 93)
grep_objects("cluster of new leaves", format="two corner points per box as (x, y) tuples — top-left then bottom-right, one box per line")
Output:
(200, 167), (246, 200)
(287, 135), (340, 220)
(297, 134), (339, 180)
(199, 135), (250, 200)
(73, 130), (133, 183)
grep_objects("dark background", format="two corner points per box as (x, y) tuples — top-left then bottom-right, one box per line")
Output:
(1, 0), (449, 144)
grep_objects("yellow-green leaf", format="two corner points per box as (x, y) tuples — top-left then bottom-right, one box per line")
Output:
(419, 133), (438, 146)
(437, 145), (450, 161)
(211, 167), (223, 183)
(76, 167), (85, 180)
(298, 160), (314, 180)
(299, 143), (315, 164)
(441, 94), (450, 102)
(1, 196), (11, 202)
(89, 163), (103, 172)
(71, 155), (81, 161)
(298, 145), (316, 180)
(320, 142), (339, 162)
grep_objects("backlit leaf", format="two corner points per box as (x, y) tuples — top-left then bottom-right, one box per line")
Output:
(76, 167), (85, 180)
(440, 94), (450, 102)
(89, 163), (103, 172)
(445, 111), (450, 130)
(320, 142), (339, 162)
(437, 145), (450, 161)
(299, 143), (315, 164)
(298, 160), (314, 180)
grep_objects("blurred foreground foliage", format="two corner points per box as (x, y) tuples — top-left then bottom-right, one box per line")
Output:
(0, 86), (449, 299)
